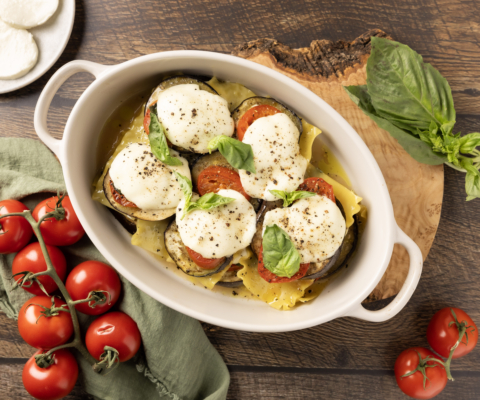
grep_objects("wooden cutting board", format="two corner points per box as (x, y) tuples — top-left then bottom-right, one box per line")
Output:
(232, 29), (444, 302)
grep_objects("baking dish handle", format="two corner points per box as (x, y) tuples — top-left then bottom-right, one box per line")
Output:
(345, 225), (423, 322)
(34, 60), (111, 160)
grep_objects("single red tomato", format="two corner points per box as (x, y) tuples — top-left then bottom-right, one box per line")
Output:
(394, 347), (447, 399)
(32, 195), (85, 246)
(236, 105), (280, 141)
(12, 243), (66, 295)
(0, 199), (33, 254)
(18, 296), (73, 349)
(185, 246), (226, 270)
(297, 177), (335, 203)
(427, 307), (478, 359)
(197, 166), (250, 201)
(257, 245), (310, 283)
(86, 311), (141, 363)
(23, 349), (78, 400)
(66, 261), (122, 315)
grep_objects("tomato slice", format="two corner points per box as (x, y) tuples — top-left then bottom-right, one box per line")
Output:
(297, 177), (335, 203)
(197, 166), (250, 201)
(228, 263), (243, 272)
(236, 105), (281, 141)
(109, 180), (137, 208)
(143, 100), (157, 135)
(186, 246), (226, 270)
(257, 245), (310, 283)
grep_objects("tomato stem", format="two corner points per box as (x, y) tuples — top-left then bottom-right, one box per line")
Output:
(401, 350), (447, 388)
(442, 308), (476, 381)
(2, 209), (101, 371)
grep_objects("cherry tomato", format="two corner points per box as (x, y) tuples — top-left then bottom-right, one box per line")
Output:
(228, 264), (243, 271)
(66, 261), (122, 315)
(197, 166), (250, 201)
(427, 307), (478, 359)
(236, 105), (280, 141)
(86, 311), (141, 363)
(12, 243), (66, 295)
(297, 177), (335, 203)
(186, 246), (226, 270)
(110, 180), (138, 208)
(257, 245), (309, 283)
(0, 199), (33, 254)
(23, 349), (78, 400)
(32, 195), (85, 246)
(18, 296), (73, 349)
(394, 347), (447, 399)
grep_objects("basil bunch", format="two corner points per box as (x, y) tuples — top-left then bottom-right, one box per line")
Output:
(148, 108), (182, 166)
(207, 135), (256, 173)
(174, 172), (235, 220)
(269, 190), (315, 207)
(345, 37), (480, 200)
(262, 224), (301, 278)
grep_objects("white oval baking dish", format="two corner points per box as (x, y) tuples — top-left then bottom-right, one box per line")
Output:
(34, 51), (423, 332)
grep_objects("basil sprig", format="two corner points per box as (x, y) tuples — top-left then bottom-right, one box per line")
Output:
(207, 135), (256, 173)
(148, 108), (182, 166)
(345, 37), (480, 201)
(174, 172), (235, 220)
(262, 224), (301, 278)
(269, 190), (315, 207)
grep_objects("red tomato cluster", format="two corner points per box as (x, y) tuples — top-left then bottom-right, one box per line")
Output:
(395, 308), (477, 399)
(1, 196), (142, 400)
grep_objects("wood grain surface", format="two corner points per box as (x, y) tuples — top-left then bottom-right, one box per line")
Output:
(232, 32), (444, 301)
(1, 0), (480, 399)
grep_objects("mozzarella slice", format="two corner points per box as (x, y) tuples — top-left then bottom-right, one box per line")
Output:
(239, 113), (308, 201)
(156, 84), (234, 153)
(0, 20), (38, 80)
(109, 143), (191, 211)
(263, 196), (346, 263)
(176, 189), (256, 259)
(0, 0), (58, 29)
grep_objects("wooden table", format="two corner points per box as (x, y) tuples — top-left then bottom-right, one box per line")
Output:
(1, 1), (480, 398)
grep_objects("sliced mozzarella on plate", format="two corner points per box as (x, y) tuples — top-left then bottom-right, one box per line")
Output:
(0, 0), (58, 29)
(109, 143), (191, 211)
(239, 113), (308, 201)
(156, 84), (234, 153)
(0, 20), (38, 80)
(263, 195), (346, 263)
(176, 189), (257, 259)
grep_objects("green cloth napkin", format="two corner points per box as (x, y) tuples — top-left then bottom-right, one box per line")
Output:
(0, 138), (230, 400)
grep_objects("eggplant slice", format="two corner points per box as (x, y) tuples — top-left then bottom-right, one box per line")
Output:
(251, 198), (358, 280)
(103, 170), (176, 222)
(216, 268), (244, 288)
(145, 75), (218, 110)
(164, 220), (232, 278)
(191, 152), (262, 213)
(232, 96), (303, 137)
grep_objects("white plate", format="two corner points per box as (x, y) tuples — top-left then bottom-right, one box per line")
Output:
(0, 0), (75, 94)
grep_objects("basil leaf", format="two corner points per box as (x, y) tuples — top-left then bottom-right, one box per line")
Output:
(459, 133), (480, 154)
(269, 190), (315, 207)
(461, 158), (480, 201)
(149, 110), (183, 166)
(173, 172), (192, 205)
(367, 37), (455, 135)
(185, 192), (235, 215)
(344, 85), (446, 165)
(207, 135), (256, 173)
(262, 224), (301, 278)
(174, 172), (235, 219)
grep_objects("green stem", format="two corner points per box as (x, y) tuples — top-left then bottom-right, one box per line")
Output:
(3, 210), (99, 370)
